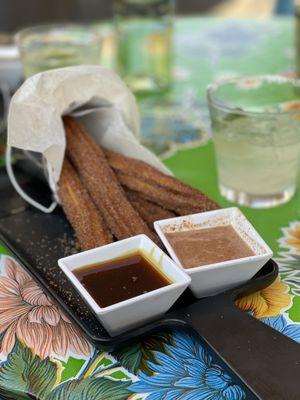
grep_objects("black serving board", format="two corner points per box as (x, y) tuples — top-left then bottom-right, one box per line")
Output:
(0, 165), (300, 400)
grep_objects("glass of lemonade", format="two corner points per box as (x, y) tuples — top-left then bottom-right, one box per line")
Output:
(113, 0), (174, 94)
(296, 2), (300, 78)
(207, 76), (300, 208)
(16, 24), (101, 78)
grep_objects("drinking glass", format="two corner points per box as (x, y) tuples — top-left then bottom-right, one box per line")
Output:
(16, 24), (102, 78)
(207, 75), (300, 208)
(113, 0), (174, 94)
(296, 2), (300, 77)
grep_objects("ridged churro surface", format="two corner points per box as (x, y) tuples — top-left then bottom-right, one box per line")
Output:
(64, 117), (158, 243)
(58, 159), (113, 250)
(126, 190), (176, 229)
(105, 148), (219, 201)
(117, 172), (219, 216)
(104, 148), (219, 214)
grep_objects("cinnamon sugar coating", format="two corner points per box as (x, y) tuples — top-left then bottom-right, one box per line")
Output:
(58, 159), (112, 250)
(126, 190), (176, 229)
(64, 117), (159, 243)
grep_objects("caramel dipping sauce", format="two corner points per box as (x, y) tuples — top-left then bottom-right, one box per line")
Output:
(165, 225), (254, 269)
(74, 251), (172, 308)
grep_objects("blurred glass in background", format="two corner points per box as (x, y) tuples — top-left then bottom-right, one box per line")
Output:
(208, 76), (300, 208)
(113, 0), (174, 94)
(296, 1), (300, 77)
(0, 0), (298, 163)
(16, 23), (102, 78)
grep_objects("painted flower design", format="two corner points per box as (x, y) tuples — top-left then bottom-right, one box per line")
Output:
(260, 314), (300, 344)
(131, 330), (246, 400)
(235, 277), (291, 318)
(280, 100), (300, 112)
(281, 70), (296, 79)
(280, 222), (300, 253)
(0, 256), (92, 358)
(280, 101), (300, 122)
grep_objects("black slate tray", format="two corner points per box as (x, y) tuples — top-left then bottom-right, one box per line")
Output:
(0, 165), (300, 400)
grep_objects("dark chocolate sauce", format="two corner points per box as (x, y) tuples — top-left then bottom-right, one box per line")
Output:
(74, 251), (171, 308)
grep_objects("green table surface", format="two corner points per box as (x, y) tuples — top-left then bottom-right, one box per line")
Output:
(0, 17), (299, 400)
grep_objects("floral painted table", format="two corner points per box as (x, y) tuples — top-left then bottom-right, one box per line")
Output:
(0, 17), (299, 399)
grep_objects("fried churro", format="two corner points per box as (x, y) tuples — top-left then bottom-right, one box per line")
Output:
(126, 191), (176, 229)
(64, 117), (159, 243)
(104, 148), (219, 204)
(58, 159), (112, 250)
(117, 172), (219, 216)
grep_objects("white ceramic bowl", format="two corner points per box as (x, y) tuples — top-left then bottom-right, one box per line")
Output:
(58, 234), (191, 336)
(154, 207), (273, 298)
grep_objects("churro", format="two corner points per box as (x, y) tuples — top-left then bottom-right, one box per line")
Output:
(117, 172), (219, 216)
(104, 148), (219, 205)
(64, 117), (159, 243)
(58, 159), (112, 250)
(126, 190), (176, 229)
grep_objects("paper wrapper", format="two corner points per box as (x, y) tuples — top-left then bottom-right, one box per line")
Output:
(7, 65), (170, 211)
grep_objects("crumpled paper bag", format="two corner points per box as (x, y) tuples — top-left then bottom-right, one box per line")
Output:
(7, 65), (170, 212)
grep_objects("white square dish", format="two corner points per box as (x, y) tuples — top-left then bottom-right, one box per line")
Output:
(154, 207), (273, 298)
(58, 234), (191, 336)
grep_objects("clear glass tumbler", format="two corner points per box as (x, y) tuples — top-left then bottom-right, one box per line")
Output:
(16, 24), (101, 78)
(296, 2), (300, 78)
(207, 76), (300, 208)
(113, 0), (174, 94)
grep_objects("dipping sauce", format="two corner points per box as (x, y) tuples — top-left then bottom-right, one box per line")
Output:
(165, 225), (254, 269)
(74, 251), (171, 308)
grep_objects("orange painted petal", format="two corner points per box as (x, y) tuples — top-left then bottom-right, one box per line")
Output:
(288, 228), (300, 240)
(21, 281), (52, 306)
(0, 320), (17, 355)
(65, 322), (92, 356)
(0, 297), (24, 311)
(285, 238), (300, 247)
(13, 310), (91, 358)
(259, 281), (291, 317)
(56, 322), (69, 356)
(52, 325), (64, 356)
(60, 311), (71, 324)
(16, 317), (43, 356)
(0, 277), (20, 297)
(0, 319), (19, 334)
(19, 318), (59, 358)
(27, 306), (44, 323)
(37, 323), (53, 358)
(0, 304), (31, 326)
(236, 291), (268, 318)
(41, 306), (61, 326)
(4, 257), (30, 286)
(236, 278), (292, 319)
